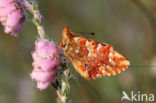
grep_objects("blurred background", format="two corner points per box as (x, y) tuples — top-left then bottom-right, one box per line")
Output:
(0, 0), (156, 103)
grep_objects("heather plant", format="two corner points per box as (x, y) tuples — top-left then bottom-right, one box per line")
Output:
(0, 0), (71, 103)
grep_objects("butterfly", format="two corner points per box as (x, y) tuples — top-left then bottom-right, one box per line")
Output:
(60, 26), (130, 79)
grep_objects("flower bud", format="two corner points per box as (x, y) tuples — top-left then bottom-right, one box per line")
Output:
(30, 39), (62, 90)
(0, 0), (25, 36)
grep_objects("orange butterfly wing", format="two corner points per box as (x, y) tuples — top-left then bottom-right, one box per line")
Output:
(60, 26), (130, 79)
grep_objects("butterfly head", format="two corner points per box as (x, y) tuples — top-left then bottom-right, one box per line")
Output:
(62, 26), (71, 38)
(60, 26), (71, 48)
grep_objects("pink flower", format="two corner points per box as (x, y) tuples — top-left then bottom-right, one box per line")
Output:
(0, 0), (25, 36)
(38, 59), (57, 71)
(35, 40), (58, 58)
(37, 82), (51, 90)
(30, 70), (55, 82)
(0, 0), (15, 7)
(30, 39), (62, 90)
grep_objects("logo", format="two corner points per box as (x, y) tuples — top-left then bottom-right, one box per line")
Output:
(121, 91), (154, 102)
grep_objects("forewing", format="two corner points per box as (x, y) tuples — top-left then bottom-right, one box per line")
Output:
(68, 35), (129, 79)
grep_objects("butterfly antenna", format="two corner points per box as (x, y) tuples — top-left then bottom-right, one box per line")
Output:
(74, 31), (95, 35)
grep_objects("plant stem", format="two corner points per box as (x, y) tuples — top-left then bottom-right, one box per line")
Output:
(23, 0), (46, 39)
(57, 63), (71, 103)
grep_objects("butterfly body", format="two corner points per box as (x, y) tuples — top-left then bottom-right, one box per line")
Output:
(60, 26), (130, 79)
